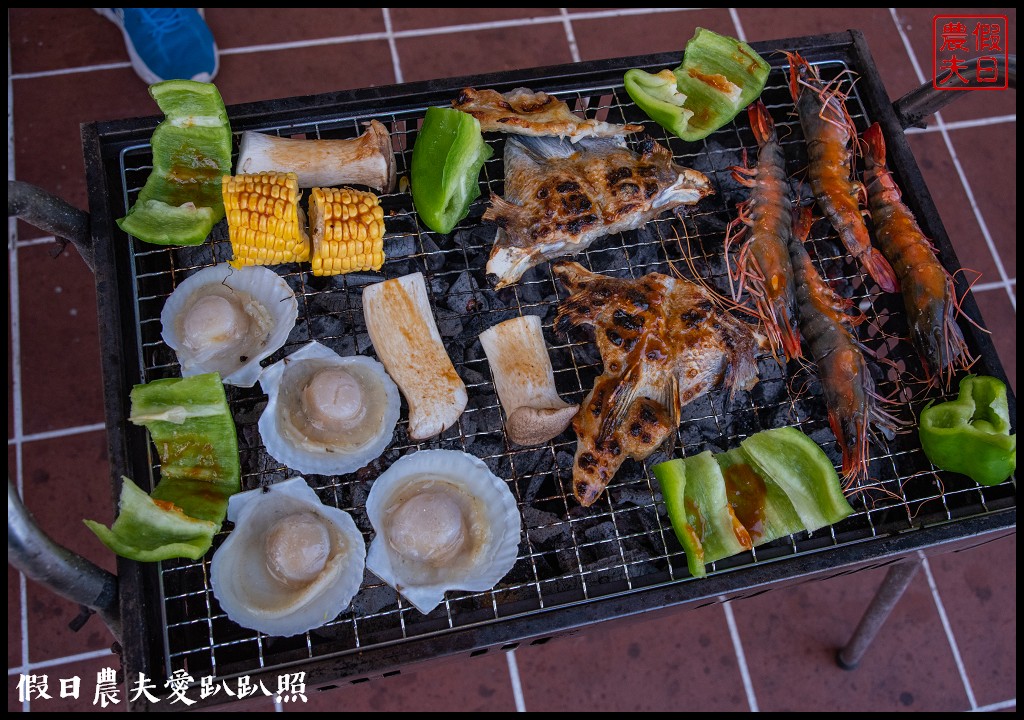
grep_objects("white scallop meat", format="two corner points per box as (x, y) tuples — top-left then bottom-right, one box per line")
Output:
(161, 263), (298, 387)
(210, 477), (366, 637)
(365, 449), (522, 614)
(259, 341), (401, 476)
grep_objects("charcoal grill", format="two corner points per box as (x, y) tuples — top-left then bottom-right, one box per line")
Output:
(13, 30), (1015, 710)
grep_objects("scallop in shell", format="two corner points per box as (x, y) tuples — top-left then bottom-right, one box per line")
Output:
(259, 341), (401, 476)
(161, 263), (298, 387)
(210, 477), (365, 637)
(365, 450), (522, 614)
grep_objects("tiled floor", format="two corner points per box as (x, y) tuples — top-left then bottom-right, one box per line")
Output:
(7, 7), (1015, 713)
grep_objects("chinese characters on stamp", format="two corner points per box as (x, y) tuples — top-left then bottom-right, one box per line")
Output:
(933, 15), (1009, 90)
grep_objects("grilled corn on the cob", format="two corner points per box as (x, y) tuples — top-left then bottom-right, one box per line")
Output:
(223, 172), (310, 268)
(309, 187), (386, 276)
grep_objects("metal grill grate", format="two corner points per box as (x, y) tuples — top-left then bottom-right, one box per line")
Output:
(112, 60), (1014, 684)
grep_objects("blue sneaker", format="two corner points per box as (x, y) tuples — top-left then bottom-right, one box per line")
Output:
(96, 8), (219, 85)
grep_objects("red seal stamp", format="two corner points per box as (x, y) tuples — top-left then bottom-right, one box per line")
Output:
(933, 15), (1009, 90)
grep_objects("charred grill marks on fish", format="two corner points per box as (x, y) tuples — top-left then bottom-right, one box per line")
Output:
(453, 87), (644, 141)
(553, 261), (764, 507)
(484, 136), (713, 288)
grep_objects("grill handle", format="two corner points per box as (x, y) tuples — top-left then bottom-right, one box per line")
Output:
(894, 54), (1016, 129)
(7, 479), (122, 643)
(8, 180), (96, 273)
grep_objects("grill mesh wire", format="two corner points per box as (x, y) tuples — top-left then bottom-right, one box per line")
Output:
(116, 61), (1014, 681)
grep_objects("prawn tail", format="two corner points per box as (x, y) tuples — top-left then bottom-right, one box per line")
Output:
(861, 246), (900, 294)
(748, 100), (777, 145)
(861, 122), (886, 167)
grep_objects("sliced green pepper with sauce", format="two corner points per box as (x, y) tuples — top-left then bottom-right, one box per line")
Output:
(410, 106), (493, 235)
(624, 27), (770, 142)
(919, 375), (1016, 486)
(653, 427), (853, 578)
(117, 79), (233, 246)
(84, 477), (218, 562)
(657, 451), (751, 578)
(84, 373), (240, 561)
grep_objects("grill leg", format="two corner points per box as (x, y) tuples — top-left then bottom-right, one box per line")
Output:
(836, 557), (921, 670)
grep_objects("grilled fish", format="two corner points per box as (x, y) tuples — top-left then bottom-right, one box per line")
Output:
(553, 261), (764, 507)
(453, 87), (643, 141)
(484, 135), (713, 288)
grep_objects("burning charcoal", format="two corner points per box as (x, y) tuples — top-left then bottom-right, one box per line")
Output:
(460, 365), (487, 387)
(521, 471), (552, 505)
(470, 435), (508, 465)
(433, 308), (464, 338)
(172, 239), (219, 268)
(338, 272), (384, 290)
(444, 270), (490, 314)
(320, 334), (356, 357)
(507, 447), (554, 479)
(582, 520), (616, 544)
(355, 332), (374, 354)
(384, 233), (417, 259)
(383, 211), (418, 235)
(522, 506), (569, 546)
(453, 225), (496, 252)
(305, 289), (352, 317)
(420, 234), (447, 273)
(427, 274), (451, 298)
(350, 575), (399, 616)
(609, 485), (655, 508)
(587, 243), (629, 274)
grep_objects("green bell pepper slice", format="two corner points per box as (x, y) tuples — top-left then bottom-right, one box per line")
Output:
(739, 427), (854, 532)
(715, 448), (806, 546)
(623, 68), (694, 139)
(85, 373), (241, 561)
(624, 27), (770, 142)
(654, 451), (752, 578)
(117, 79), (233, 247)
(411, 106), (493, 235)
(919, 375), (1016, 486)
(654, 427), (853, 578)
(84, 476), (218, 562)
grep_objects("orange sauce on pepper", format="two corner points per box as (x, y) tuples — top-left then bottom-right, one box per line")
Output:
(723, 463), (768, 544)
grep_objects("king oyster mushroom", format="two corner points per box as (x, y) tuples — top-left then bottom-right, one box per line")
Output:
(209, 477), (365, 637)
(258, 341), (401, 476)
(479, 314), (578, 445)
(236, 119), (397, 193)
(160, 263), (298, 387)
(362, 272), (468, 440)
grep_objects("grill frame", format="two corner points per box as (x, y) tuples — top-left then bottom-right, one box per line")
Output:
(80, 31), (1016, 711)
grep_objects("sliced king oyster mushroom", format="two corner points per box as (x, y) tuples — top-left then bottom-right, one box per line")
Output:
(479, 314), (578, 445)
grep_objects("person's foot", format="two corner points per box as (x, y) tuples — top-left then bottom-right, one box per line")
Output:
(95, 8), (219, 85)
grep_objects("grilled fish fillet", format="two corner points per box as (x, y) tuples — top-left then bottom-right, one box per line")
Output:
(453, 87), (644, 141)
(553, 261), (764, 507)
(484, 135), (713, 288)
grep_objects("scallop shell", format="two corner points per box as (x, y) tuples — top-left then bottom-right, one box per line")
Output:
(161, 263), (298, 387)
(210, 477), (365, 637)
(365, 450), (522, 614)
(258, 341), (401, 475)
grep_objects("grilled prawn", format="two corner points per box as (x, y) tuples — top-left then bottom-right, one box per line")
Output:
(788, 208), (896, 488)
(726, 100), (802, 361)
(786, 52), (898, 294)
(861, 123), (972, 387)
